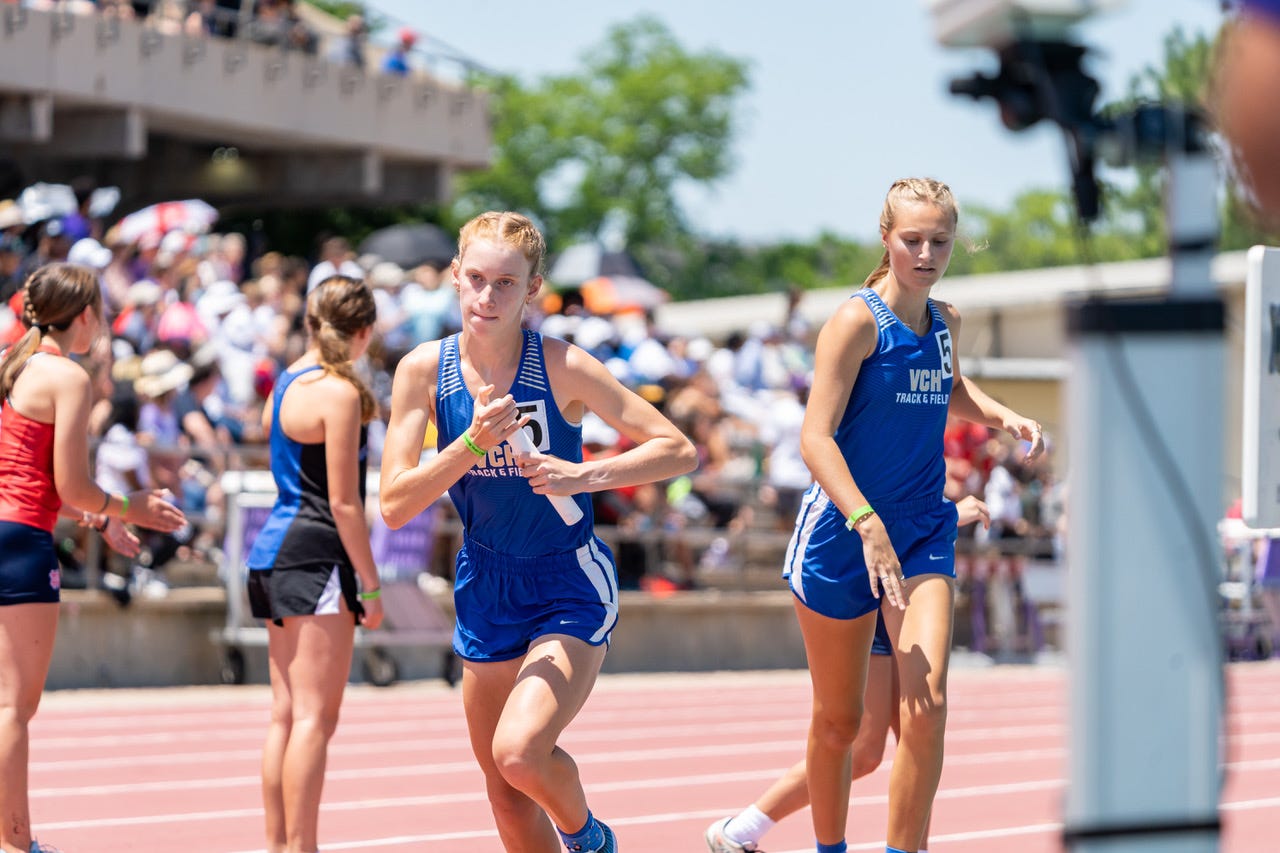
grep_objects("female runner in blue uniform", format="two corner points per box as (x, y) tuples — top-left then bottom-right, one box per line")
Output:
(379, 211), (697, 853)
(246, 275), (384, 853)
(704, 499), (990, 853)
(789, 179), (1043, 853)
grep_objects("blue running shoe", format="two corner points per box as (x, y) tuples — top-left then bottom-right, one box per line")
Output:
(30, 840), (62, 853)
(596, 821), (616, 853)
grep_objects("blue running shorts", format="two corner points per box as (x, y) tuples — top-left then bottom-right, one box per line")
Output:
(452, 536), (619, 662)
(784, 491), (958, 621)
(0, 521), (60, 605)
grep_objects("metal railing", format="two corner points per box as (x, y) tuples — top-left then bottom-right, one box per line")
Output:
(12, 0), (485, 84)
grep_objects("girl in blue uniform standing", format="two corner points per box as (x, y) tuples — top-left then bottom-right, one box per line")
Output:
(379, 211), (697, 853)
(704, 500), (991, 853)
(789, 178), (1043, 853)
(246, 275), (384, 853)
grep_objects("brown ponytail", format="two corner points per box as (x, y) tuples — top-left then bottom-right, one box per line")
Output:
(0, 263), (101, 399)
(861, 251), (891, 289)
(305, 275), (378, 423)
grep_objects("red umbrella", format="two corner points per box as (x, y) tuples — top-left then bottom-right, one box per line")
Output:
(579, 275), (669, 315)
(114, 200), (218, 246)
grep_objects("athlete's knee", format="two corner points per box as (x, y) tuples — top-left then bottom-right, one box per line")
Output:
(850, 739), (885, 777)
(811, 705), (862, 751)
(491, 732), (549, 792)
(485, 778), (543, 826)
(899, 693), (948, 743)
(0, 692), (42, 727)
(292, 703), (342, 739)
(268, 698), (293, 730)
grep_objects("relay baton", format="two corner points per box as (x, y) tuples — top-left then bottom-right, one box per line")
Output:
(508, 425), (584, 525)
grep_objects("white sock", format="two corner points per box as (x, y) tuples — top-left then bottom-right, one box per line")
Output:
(723, 805), (776, 845)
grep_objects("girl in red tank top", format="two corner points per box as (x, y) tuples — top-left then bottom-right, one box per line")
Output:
(0, 263), (187, 853)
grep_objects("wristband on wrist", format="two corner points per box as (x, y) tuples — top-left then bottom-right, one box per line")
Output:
(95, 516), (109, 533)
(461, 432), (487, 459)
(118, 493), (129, 518)
(358, 587), (382, 601)
(97, 491), (111, 513)
(845, 504), (876, 531)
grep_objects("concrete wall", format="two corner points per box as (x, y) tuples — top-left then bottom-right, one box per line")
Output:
(50, 589), (227, 690)
(47, 588), (811, 690)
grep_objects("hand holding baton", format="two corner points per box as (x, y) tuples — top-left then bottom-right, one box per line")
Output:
(508, 425), (584, 526)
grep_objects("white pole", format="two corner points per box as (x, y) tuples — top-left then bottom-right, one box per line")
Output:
(1063, 129), (1223, 852)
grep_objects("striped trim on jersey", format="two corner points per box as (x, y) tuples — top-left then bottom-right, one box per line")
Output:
(577, 538), (619, 643)
(517, 329), (549, 392)
(784, 485), (830, 604)
(437, 336), (467, 400)
(861, 288), (898, 333)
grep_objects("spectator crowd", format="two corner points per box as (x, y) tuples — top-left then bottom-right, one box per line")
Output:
(8, 0), (430, 78)
(0, 184), (1063, 653)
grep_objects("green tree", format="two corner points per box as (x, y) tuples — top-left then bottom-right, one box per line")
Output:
(453, 16), (750, 253)
(1103, 25), (1277, 253)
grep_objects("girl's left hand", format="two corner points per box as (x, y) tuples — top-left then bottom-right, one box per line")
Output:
(359, 596), (384, 630)
(102, 517), (142, 559)
(515, 449), (582, 497)
(1005, 417), (1045, 461)
(955, 495), (990, 530)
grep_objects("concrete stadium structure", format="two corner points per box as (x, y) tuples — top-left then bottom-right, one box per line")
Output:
(0, 5), (489, 209)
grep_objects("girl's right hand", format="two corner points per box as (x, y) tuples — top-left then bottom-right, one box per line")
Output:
(858, 517), (907, 610)
(468, 384), (522, 452)
(125, 489), (187, 533)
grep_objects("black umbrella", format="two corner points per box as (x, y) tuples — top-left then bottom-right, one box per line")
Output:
(359, 223), (457, 269)
(547, 242), (643, 287)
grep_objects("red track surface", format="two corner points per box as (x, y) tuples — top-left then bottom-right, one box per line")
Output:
(28, 661), (1280, 852)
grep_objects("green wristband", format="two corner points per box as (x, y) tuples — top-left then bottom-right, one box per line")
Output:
(461, 432), (487, 458)
(845, 504), (875, 531)
(118, 493), (130, 519)
(359, 587), (382, 601)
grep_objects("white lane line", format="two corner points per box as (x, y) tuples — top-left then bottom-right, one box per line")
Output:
(213, 793), (1280, 853)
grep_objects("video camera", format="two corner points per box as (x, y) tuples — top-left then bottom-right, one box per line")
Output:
(925, 0), (1211, 225)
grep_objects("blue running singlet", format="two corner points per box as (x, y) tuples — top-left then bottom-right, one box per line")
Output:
(835, 289), (953, 506)
(246, 365), (368, 572)
(783, 289), (959, 620)
(434, 330), (593, 554)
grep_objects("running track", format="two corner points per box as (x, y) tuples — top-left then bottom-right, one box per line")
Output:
(28, 661), (1280, 852)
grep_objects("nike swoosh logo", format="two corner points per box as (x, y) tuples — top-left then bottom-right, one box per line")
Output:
(928, 554), (948, 561)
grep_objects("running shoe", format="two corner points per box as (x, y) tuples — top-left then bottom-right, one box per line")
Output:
(30, 840), (62, 853)
(596, 820), (616, 852)
(705, 817), (760, 852)
(564, 820), (617, 853)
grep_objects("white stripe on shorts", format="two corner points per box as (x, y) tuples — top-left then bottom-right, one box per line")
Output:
(784, 487), (830, 604)
(576, 540), (619, 644)
(315, 565), (343, 616)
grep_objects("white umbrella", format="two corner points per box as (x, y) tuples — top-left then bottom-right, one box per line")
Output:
(17, 183), (120, 224)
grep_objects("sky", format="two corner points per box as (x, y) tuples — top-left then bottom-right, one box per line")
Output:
(375, 0), (1224, 244)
